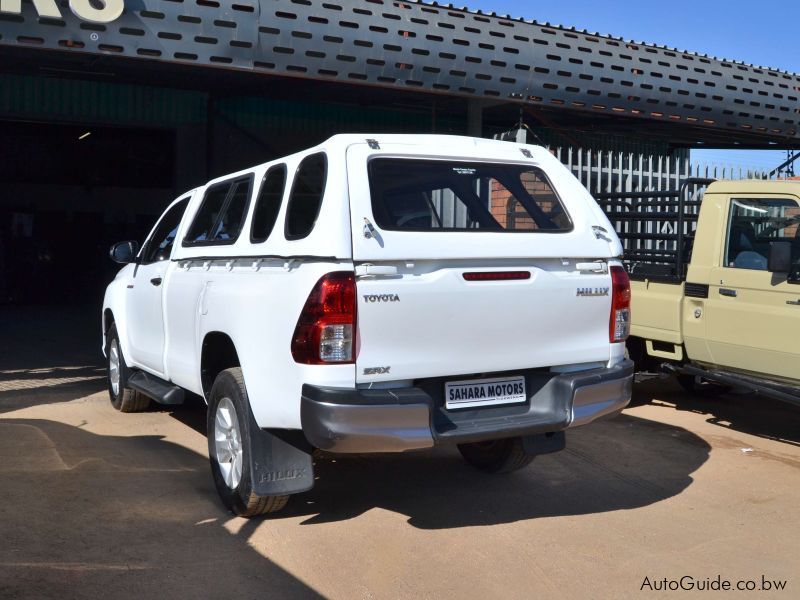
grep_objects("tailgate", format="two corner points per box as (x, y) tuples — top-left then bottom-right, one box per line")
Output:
(356, 261), (613, 383)
(346, 141), (616, 384)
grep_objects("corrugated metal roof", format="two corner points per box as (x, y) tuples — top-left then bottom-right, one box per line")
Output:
(417, 0), (798, 76)
(0, 1), (796, 144)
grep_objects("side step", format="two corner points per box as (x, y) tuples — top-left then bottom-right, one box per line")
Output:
(669, 363), (800, 408)
(128, 371), (185, 405)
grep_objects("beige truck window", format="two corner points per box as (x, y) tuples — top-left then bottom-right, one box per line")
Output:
(725, 198), (800, 270)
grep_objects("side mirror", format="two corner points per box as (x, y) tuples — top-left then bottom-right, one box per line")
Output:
(109, 240), (139, 264)
(768, 241), (792, 273)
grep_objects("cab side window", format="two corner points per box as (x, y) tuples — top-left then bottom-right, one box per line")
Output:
(285, 153), (327, 240)
(725, 198), (800, 271)
(141, 198), (190, 264)
(183, 175), (254, 246)
(251, 165), (287, 243)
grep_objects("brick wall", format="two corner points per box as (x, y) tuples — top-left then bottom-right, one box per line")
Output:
(489, 173), (559, 230)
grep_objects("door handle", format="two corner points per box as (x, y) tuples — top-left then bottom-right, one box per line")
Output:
(787, 299), (800, 306)
(150, 277), (163, 287)
(576, 262), (608, 273)
(355, 264), (399, 278)
(719, 288), (737, 297)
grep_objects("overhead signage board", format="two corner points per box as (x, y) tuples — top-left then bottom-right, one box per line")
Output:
(0, 0), (124, 24)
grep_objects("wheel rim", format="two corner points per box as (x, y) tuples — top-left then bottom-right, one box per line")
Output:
(214, 397), (243, 490)
(109, 340), (120, 397)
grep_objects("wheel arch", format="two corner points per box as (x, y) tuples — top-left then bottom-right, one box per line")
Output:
(103, 308), (115, 337)
(102, 270), (134, 359)
(201, 331), (241, 400)
(101, 305), (131, 360)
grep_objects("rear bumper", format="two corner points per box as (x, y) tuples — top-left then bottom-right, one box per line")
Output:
(301, 359), (634, 453)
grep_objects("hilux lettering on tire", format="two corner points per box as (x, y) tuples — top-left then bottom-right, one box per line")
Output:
(363, 294), (400, 303)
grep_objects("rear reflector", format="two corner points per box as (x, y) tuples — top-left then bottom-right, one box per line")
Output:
(462, 271), (531, 281)
(610, 266), (631, 343)
(291, 272), (357, 364)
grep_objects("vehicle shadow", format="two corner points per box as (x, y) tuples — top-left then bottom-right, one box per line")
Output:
(636, 378), (800, 447)
(272, 411), (710, 529)
(160, 393), (208, 434)
(1, 409), (711, 546)
(159, 384), (713, 529)
(0, 418), (320, 600)
(0, 306), (712, 536)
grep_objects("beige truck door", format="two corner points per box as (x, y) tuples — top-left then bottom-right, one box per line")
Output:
(705, 195), (800, 380)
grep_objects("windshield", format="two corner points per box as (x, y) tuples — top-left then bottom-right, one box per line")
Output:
(368, 159), (572, 232)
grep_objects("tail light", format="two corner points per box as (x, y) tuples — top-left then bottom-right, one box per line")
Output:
(610, 265), (631, 343)
(292, 272), (357, 364)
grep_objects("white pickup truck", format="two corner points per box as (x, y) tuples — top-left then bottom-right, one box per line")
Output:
(102, 134), (633, 516)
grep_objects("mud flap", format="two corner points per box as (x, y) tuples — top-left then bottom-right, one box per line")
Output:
(246, 405), (315, 496)
(522, 431), (566, 456)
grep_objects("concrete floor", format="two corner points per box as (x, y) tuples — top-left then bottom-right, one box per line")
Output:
(0, 307), (798, 599)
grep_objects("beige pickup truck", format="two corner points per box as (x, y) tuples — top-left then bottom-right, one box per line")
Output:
(598, 179), (800, 406)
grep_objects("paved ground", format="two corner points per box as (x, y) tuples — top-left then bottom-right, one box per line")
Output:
(0, 306), (798, 599)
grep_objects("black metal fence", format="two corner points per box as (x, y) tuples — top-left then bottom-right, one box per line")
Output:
(595, 178), (716, 282)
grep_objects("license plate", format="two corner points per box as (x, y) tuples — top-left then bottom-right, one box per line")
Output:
(445, 376), (527, 410)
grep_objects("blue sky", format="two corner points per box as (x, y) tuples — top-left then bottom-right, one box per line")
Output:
(462, 0), (800, 173)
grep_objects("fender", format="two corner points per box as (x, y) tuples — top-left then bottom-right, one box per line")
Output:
(102, 263), (136, 362)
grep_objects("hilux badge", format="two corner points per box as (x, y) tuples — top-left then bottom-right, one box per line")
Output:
(576, 287), (610, 297)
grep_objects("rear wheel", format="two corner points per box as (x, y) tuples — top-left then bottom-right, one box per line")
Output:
(457, 437), (534, 474)
(106, 324), (150, 413)
(207, 367), (289, 517)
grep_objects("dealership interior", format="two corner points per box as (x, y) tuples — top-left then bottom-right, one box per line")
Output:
(16, 70), (551, 304)
(0, 57), (471, 305)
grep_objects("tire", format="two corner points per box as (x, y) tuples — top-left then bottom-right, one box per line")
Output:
(457, 437), (535, 474)
(207, 367), (289, 517)
(106, 324), (151, 413)
(676, 374), (731, 398)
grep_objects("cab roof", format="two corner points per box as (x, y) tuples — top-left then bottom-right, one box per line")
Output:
(707, 179), (800, 196)
(317, 133), (552, 161)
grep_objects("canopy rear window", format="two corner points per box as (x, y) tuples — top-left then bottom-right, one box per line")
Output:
(368, 159), (572, 232)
